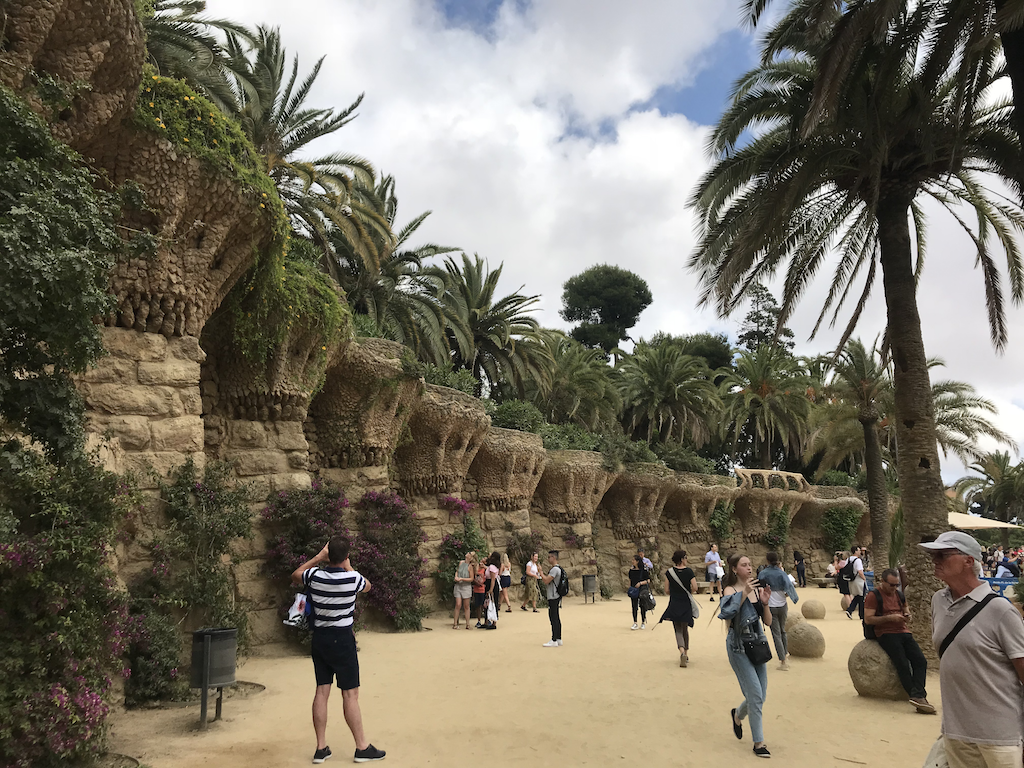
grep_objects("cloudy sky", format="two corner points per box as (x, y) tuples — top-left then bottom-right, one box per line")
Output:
(210, 0), (1024, 479)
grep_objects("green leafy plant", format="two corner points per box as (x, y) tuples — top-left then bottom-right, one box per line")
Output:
(816, 470), (858, 487)
(764, 505), (789, 549)
(820, 506), (864, 554)
(487, 399), (545, 433)
(539, 423), (601, 451)
(435, 513), (487, 606)
(352, 491), (428, 631)
(123, 597), (188, 707)
(597, 431), (659, 471)
(261, 479), (350, 580)
(505, 526), (546, 573)
(709, 500), (735, 542)
(0, 445), (141, 767)
(402, 355), (481, 396)
(654, 442), (717, 474)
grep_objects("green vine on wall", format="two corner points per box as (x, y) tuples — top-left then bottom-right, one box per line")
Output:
(763, 505), (790, 549)
(709, 500), (735, 542)
(820, 506), (864, 554)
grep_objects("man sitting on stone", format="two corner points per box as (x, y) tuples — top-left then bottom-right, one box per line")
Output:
(863, 568), (935, 715)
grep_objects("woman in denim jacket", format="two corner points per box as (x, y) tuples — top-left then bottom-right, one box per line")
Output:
(719, 552), (774, 758)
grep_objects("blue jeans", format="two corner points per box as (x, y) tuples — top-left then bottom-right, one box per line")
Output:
(726, 634), (769, 743)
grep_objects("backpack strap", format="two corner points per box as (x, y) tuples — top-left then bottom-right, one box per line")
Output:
(873, 589), (884, 616)
(938, 593), (1000, 659)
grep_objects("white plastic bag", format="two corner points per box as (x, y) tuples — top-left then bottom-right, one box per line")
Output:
(486, 598), (498, 624)
(284, 592), (306, 627)
(921, 736), (947, 768)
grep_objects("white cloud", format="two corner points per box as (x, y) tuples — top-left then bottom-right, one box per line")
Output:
(207, 0), (1024, 480)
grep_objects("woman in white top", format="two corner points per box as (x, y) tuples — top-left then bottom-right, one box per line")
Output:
(453, 551), (476, 629)
(520, 552), (540, 612)
(499, 552), (513, 613)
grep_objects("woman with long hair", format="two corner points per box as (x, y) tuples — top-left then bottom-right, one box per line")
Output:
(453, 551), (475, 629)
(793, 550), (806, 588)
(628, 554), (651, 629)
(658, 549), (697, 667)
(719, 552), (773, 758)
(499, 552), (513, 613)
(483, 551), (501, 629)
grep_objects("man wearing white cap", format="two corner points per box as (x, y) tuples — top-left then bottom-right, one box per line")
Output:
(920, 531), (1024, 768)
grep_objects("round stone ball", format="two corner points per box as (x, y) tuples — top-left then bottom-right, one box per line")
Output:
(802, 599), (826, 620)
(848, 639), (905, 700)
(787, 621), (825, 658)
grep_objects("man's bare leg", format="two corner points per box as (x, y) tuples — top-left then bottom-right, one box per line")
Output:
(342, 687), (369, 750)
(313, 684), (331, 749)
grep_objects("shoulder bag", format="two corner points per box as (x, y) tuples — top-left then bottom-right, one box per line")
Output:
(640, 585), (657, 612)
(740, 596), (772, 665)
(668, 568), (700, 620)
(938, 593), (1001, 658)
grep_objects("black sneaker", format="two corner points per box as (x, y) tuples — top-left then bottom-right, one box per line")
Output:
(312, 746), (332, 764)
(354, 744), (386, 762)
(753, 745), (771, 758)
(709, 596), (715, 602)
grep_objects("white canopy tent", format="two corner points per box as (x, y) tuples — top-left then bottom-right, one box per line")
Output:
(948, 511), (1021, 530)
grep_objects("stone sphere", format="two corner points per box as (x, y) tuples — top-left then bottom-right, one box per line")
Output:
(788, 621), (825, 658)
(848, 639), (905, 700)
(788, 611), (803, 626)
(802, 600), (826, 620)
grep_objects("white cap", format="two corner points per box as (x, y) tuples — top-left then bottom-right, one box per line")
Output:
(918, 531), (983, 562)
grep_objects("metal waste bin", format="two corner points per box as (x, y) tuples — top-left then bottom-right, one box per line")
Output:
(582, 574), (598, 603)
(190, 627), (237, 729)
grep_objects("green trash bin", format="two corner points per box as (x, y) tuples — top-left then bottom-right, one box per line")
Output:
(190, 627), (237, 728)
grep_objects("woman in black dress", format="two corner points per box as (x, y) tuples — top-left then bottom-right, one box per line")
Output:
(627, 555), (650, 630)
(793, 550), (806, 587)
(659, 549), (697, 667)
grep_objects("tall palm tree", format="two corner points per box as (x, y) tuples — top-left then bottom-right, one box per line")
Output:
(330, 174), (463, 364)
(955, 451), (1024, 549)
(139, 0), (255, 112)
(527, 335), (620, 430)
(222, 27), (387, 271)
(690, 2), (1024, 647)
(719, 346), (811, 469)
(617, 344), (721, 446)
(434, 254), (550, 396)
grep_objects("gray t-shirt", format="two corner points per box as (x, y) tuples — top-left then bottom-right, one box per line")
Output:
(931, 583), (1024, 745)
(546, 565), (562, 601)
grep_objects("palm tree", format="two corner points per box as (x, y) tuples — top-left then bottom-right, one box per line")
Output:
(434, 254), (550, 396)
(527, 335), (620, 430)
(330, 175), (463, 364)
(139, 0), (255, 112)
(617, 344), (721, 446)
(718, 346), (811, 470)
(690, 2), (1023, 645)
(955, 452), (1024, 549)
(222, 27), (387, 271)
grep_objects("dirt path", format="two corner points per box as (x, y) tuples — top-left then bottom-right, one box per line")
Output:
(109, 588), (940, 767)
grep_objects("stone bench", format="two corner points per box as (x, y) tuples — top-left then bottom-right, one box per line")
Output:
(815, 578), (835, 588)
(694, 581), (711, 594)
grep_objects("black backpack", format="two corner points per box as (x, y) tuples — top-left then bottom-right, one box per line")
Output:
(555, 566), (570, 597)
(840, 559), (857, 581)
(863, 588), (905, 640)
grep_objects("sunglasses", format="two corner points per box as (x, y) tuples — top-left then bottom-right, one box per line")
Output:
(929, 549), (966, 561)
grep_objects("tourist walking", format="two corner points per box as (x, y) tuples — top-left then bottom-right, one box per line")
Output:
(628, 554), (651, 629)
(705, 543), (723, 602)
(793, 551), (806, 588)
(920, 532), (1024, 768)
(758, 552), (798, 671)
(844, 545), (867, 619)
(862, 568), (934, 714)
(719, 552), (773, 759)
(453, 551), (475, 629)
(291, 538), (386, 764)
(658, 549), (697, 667)
(540, 550), (564, 647)
(472, 558), (487, 627)
(521, 552), (540, 612)
(499, 552), (513, 613)
(482, 552), (501, 629)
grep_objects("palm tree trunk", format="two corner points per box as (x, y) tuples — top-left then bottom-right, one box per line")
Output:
(996, 0), (1024, 186)
(860, 416), (890, 570)
(877, 195), (948, 659)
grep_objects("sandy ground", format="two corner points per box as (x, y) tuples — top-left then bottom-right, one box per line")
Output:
(109, 587), (942, 767)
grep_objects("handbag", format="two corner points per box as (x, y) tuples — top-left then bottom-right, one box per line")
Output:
(741, 607), (772, 665)
(640, 586), (657, 612)
(668, 568), (700, 620)
(627, 586), (640, 599)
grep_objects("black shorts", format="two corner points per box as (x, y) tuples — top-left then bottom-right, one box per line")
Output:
(472, 592), (485, 607)
(311, 627), (359, 690)
(500, 575), (511, 589)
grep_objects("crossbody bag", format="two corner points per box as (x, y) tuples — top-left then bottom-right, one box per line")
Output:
(938, 592), (1001, 659)
(667, 568), (700, 620)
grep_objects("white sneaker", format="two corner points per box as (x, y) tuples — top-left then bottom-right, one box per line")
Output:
(640, 623), (646, 630)
(556, 639), (562, 646)
(631, 623), (638, 630)
(543, 640), (559, 647)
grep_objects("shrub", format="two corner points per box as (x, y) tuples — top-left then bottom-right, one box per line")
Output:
(820, 506), (864, 553)
(539, 423), (601, 451)
(487, 399), (545, 433)
(435, 513), (487, 605)
(123, 597), (187, 707)
(401, 355), (480, 396)
(764, 505), (789, 549)
(352, 491), (428, 631)
(563, 531), (586, 549)
(816, 470), (858, 487)
(654, 443), (718, 474)
(505, 527), (546, 573)
(597, 431), (659, 470)
(439, 495), (474, 518)
(261, 480), (350, 580)
(709, 500), (735, 542)
(0, 445), (140, 767)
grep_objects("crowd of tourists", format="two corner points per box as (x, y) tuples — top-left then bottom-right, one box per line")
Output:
(286, 529), (1024, 766)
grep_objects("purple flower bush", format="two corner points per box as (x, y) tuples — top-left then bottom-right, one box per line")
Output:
(0, 445), (141, 767)
(261, 479), (351, 580)
(434, 511), (487, 606)
(352, 491), (428, 631)
(439, 494), (473, 517)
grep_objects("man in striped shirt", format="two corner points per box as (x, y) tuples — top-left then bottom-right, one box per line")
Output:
(292, 537), (386, 764)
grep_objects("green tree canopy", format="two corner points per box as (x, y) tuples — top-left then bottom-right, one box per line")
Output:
(736, 284), (795, 353)
(560, 265), (652, 353)
(644, 331), (734, 371)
